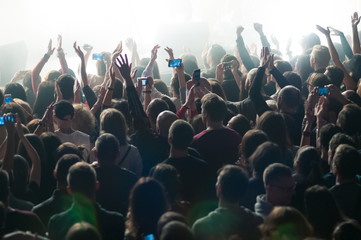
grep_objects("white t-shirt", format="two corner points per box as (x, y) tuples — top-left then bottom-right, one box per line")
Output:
(55, 130), (91, 157)
(116, 144), (143, 177)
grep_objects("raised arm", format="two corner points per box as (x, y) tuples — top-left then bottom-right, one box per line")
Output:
(254, 23), (271, 49)
(351, 12), (361, 54)
(316, 25), (356, 90)
(126, 38), (141, 67)
(329, 26), (354, 60)
(82, 44), (93, 69)
(142, 45), (160, 78)
(103, 66), (117, 107)
(31, 39), (55, 94)
(1, 114), (16, 174)
(235, 26), (256, 72)
(268, 54), (290, 89)
(56, 35), (69, 74)
(15, 116), (41, 186)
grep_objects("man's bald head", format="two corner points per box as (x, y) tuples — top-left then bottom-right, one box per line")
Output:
(156, 110), (179, 138)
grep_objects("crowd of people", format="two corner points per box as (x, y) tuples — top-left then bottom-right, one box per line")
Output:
(1, 11), (361, 240)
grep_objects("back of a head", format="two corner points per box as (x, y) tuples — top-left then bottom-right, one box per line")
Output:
(54, 100), (75, 120)
(263, 163), (292, 187)
(95, 133), (120, 165)
(333, 220), (361, 240)
(161, 96), (177, 114)
(57, 142), (83, 162)
(171, 73), (191, 96)
(277, 86), (301, 112)
(261, 206), (313, 240)
(309, 73), (331, 88)
(329, 133), (356, 155)
(208, 44), (226, 66)
(147, 99), (169, 124)
(55, 154), (82, 185)
(240, 129), (269, 159)
(72, 104), (96, 135)
(100, 108), (128, 146)
(227, 114), (251, 137)
(57, 74), (75, 100)
(33, 80), (55, 118)
(250, 142), (282, 180)
(319, 123), (342, 150)
(66, 222), (101, 240)
(168, 119), (194, 150)
(256, 111), (291, 149)
(160, 221), (195, 240)
(302, 33), (321, 51)
(209, 79), (227, 100)
(2, 102), (26, 124)
(221, 54), (240, 79)
(156, 110), (179, 138)
(46, 70), (62, 82)
(275, 60), (293, 74)
(283, 71), (302, 91)
(157, 212), (187, 237)
(154, 80), (170, 96)
(294, 146), (323, 185)
(201, 93), (227, 122)
(216, 165), (248, 203)
(337, 104), (361, 136)
(113, 79), (123, 99)
(333, 144), (361, 180)
(311, 45), (330, 69)
(67, 162), (97, 198)
(4, 82), (27, 102)
(325, 66), (344, 89)
(151, 164), (180, 204)
(129, 177), (168, 237)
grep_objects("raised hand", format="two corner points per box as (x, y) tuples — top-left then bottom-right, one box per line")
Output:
(164, 47), (174, 61)
(73, 42), (84, 59)
(125, 38), (135, 51)
(47, 39), (55, 55)
(82, 44), (93, 52)
(57, 34), (62, 51)
(236, 25), (244, 36)
(352, 12), (361, 27)
(260, 47), (271, 67)
(111, 41), (123, 63)
(316, 25), (330, 36)
(253, 23), (263, 34)
(115, 54), (132, 81)
(329, 26), (342, 36)
(151, 44), (161, 61)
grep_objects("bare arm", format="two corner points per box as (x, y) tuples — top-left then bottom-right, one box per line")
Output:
(56, 35), (69, 74)
(142, 45), (160, 78)
(351, 12), (361, 54)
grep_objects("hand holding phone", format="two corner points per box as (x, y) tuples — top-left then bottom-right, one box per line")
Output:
(140, 77), (148, 86)
(318, 88), (327, 96)
(193, 69), (201, 86)
(5, 94), (11, 104)
(168, 59), (182, 67)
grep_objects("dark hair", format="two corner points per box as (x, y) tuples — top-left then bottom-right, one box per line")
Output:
(190, 114), (206, 135)
(333, 220), (361, 240)
(54, 100), (74, 120)
(151, 164), (181, 205)
(161, 96), (177, 114)
(170, 73), (191, 96)
(4, 82), (27, 102)
(277, 86), (301, 111)
(294, 146), (323, 186)
(45, 70), (62, 82)
(112, 100), (133, 134)
(201, 93), (227, 122)
(57, 142), (83, 161)
(333, 144), (361, 180)
(11, 154), (29, 198)
(295, 54), (313, 82)
(221, 54), (240, 79)
(319, 123), (342, 150)
(147, 99), (169, 124)
(55, 154), (82, 185)
(256, 111), (291, 150)
(128, 177), (168, 239)
(57, 74), (75, 100)
(168, 120), (194, 150)
(283, 71), (302, 90)
(33, 81), (55, 118)
(208, 44), (226, 66)
(209, 79), (227, 100)
(337, 104), (361, 137)
(2, 102), (26, 124)
(275, 60), (293, 74)
(154, 80), (169, 96)
(308, 73), (331, 87)
(66, 222), (101, 240)
(304, 185), (344, 239)
(263, 163), (292, 186)
(95, 133), (120, 163)
(325, 66), (344, 89)
(250, 142), (282, 179)
(100, 108), (129, 146)
(160, 221), (195, 240)
(240, 129), (269, 159)
(112, 79), (124, 99)
(157, 212), (187, 238)
(227, 114), (250, 137)
(216, 165), (248, 203)
(67, 162), (97, 198)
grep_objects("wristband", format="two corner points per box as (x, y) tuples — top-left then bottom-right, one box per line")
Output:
(143, 91), (151, 94)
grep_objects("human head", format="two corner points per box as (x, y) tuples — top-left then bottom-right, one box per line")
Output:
(328, 133), (356, 168)
(100, 108), (128, 146)
(146, 99), (169, 130)
(283, 71), (302, 91)
(274, 60), (292, 74)
(277, 86), (301, 115)
(66, 222), (101, 240)
(33, 80), (55, 118)
(55, 154), (81, 186)
(170, 73), (191, 97)
(294, 146), (323, 185)
(307, 73), (331, 92)
(57, 74), (75, 100)
(325, 66), (344, 89)
(221, 54), (240, 79)
(319, 123), (342, 153)
(226, 114), (251, 138)
(72, 104), (96, 136)
(45, 70), (62, 82)
(264, 163), (294, 206)
(95, 133), (120, 165)
(128, 177), (168, 238)
(333, 144), (361, 181)
(295, 54), (313, 82)
(261, 206), (313, 240)
(160, 221), (195, 240)
(2, 102), (26, 124)
(310, 45), (330, 70)
(301, 33), (321, 52)
(239, 129), (269, 160)
(333, 220), (361, 240)
(209, 79), (227, 100)
(168, 119), (194, 150)
(154, 80), (170, 96)
(4, 83), (27, 102)
(156, 110), (178, 138)
(157, 212), (187, 238)
(56, 142), (83, 162)
(337, 104), (361, 138)
(207, 44), (226, 68)
(54, 100), (75, 129)
(67, 162), (97, 200)
(250, 142), (282, 180)
(216, 165), (248, 203)
(201, 93), (227, 124)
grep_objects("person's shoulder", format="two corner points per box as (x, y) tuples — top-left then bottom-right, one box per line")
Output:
(193, 129), (209, 140)
(73, 130), (90, 138)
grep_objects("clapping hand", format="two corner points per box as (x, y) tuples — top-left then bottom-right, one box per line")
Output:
(352, 12), (361, 27)
(316, 25), (330, 36)
(47, 39), (55, 56)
